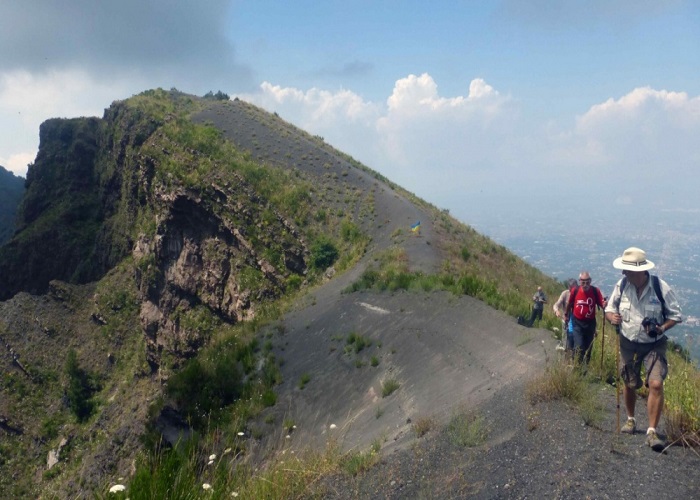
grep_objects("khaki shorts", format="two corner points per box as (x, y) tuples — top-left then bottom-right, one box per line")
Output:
(619, 336), (668, 390)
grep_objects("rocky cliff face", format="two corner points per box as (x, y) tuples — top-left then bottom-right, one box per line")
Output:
(0, 165), (25, 245)
(132, 182), (307, 366)
(0, 89), (370, 497)
(0, 91), (310, 369)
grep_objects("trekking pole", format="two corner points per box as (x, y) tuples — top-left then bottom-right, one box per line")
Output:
(615, 329), (621, 434)
(600, 314), (605, 372)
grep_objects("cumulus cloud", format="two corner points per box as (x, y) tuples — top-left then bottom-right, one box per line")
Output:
(240, 74), (526, 203)
(241, 75), (700, 212)
(378, 74), (515, 162)
(1, 152), (34, 178)
(237, 82), (384, 169)
(0, 0), (255, 178)
(0, 69), (137, 177)
(549, 87), (700, 179)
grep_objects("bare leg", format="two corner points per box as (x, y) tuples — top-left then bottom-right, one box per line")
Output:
(647, 379), (664, 429)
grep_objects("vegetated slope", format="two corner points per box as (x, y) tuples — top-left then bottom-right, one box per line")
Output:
(193, 98), (562, 455)
(0, 89), (564, 498)
(0, 165), (25, 245)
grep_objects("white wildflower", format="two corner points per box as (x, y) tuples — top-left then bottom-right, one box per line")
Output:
(109, 484), (126, 493)
(202, 483), (212, 490)
(237, 431), (245, 436)
(329, 424), (337, 429)
(209, 453), (216, 461)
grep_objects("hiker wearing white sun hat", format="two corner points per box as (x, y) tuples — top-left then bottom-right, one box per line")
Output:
(612, 246), (656, 272)
(605, 247), (683, 452)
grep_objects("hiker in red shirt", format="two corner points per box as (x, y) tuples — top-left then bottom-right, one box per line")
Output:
(566, 271), (607, 365)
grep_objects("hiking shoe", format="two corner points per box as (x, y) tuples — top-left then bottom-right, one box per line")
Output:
(621, 417), (636, 434)
(646, 430), (665, 452)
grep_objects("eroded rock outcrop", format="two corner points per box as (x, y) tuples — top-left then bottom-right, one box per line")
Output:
(133, 184), (308, 368)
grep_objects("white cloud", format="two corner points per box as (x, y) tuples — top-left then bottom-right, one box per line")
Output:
(250, 82), (380, 126)
(0, 69), (142, 177)
(4, 68), (698, 216)
(240, 76), (700, 215)
(240, 74), (525, 205)
(237, 82), (383, 171)
(549, 87), (700, 178)
(376, 74), (519, 191)
(1, 152), (34, 177)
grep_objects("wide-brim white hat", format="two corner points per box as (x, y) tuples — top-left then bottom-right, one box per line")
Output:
(613, 247), (655, 271)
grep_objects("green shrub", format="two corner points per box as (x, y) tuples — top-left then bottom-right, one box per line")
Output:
(64, 350), (99, 422)
(287, 274), (303, 291)
(340, 441), (380, 476)
(310, 237), (338, 270)
(447, 411), (488, 447)
(346, 332), (371, 353)
(298, 373), (311, 389)
(166, 349), (243, 429)
(261, 389), (277, 407)
(340, 220), (362, 243)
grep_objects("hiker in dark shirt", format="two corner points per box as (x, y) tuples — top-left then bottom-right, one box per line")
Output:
(528, 286), (547, 326)
(566, 271), (606, 365)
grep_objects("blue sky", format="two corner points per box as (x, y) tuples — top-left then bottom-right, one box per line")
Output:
(1, 0), (699, 231)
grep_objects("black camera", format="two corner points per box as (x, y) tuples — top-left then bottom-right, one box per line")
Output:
(642, 317), (663, 337)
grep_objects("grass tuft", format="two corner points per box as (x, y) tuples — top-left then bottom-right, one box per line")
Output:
(447, 410), (488, 447)
(381, 378), (400, 398)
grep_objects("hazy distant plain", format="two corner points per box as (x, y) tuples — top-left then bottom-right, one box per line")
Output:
(467, 205), (700, 363)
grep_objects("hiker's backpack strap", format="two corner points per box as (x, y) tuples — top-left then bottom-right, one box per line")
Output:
(612, 278), (627, 335)
(614, 277), (628, 311)
(592, 285), (603, 309)
(650, 275), (667, 322)
(614, 275), (666, 321)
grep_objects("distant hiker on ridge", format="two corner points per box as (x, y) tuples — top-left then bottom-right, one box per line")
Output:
(566, 271), (606, 365)
(553, 278), (577, 355)
(605, 247), (682, 452)
(528, 286), (547, 327)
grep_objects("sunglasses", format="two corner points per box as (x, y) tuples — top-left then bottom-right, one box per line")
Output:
(579, 279), (591, 284)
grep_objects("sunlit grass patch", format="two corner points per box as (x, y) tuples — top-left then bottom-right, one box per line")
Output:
(525, 358), (603, 427)
(664, 350), (700, 447)
(446, 410), (488, 447)
(340, 440), (381, 476)
(298, 373), (311, 390)
(346, 332), (372, 353)
(526, 358), (589, 404)
(381, 378), (400, 398)
(413, 416), (435, 438)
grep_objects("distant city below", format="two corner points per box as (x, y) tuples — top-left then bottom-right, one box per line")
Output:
(464, 205), (700, 364)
